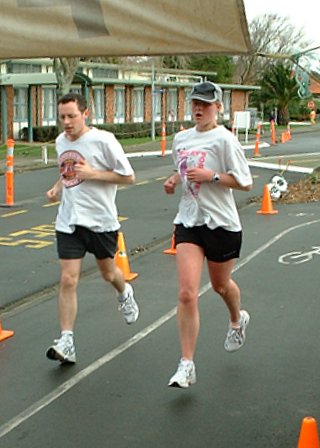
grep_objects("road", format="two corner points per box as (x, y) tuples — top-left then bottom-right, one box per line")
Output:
(0, 131), (319, 447)
(0, 133), (312, 307)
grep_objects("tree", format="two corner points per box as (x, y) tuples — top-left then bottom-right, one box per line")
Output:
(154, 54), (234, 82)
(251, 62), (299, 124)
(53, 56), (128, 99)
(187, 55), (234, 83)
(159, 55), (191, 70)
(234, 14), (310, 85)
(53, 57), (80, 99)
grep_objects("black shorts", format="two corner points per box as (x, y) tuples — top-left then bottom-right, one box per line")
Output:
(174, 224), (242, 262)
(56, 226), (118, 260)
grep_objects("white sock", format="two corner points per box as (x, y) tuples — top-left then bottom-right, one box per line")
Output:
(61, 330), (73, 338)
(118, 283), (130, 302)
(181, 357), (193, 364)
(230, 320), (241, 329)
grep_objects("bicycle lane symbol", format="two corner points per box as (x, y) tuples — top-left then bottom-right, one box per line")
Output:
(278, 246), (320, 264)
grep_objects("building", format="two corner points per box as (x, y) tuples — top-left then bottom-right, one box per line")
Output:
(0, 59), (260, 142)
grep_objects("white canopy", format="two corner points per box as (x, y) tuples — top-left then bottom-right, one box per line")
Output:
(1, 0), (252, 59)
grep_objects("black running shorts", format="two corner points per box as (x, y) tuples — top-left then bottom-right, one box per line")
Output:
(174, 224), (242, 262)
(56, 226), (118, 260)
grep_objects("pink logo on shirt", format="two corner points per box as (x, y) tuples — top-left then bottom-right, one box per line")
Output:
(59, 150), (85, 188)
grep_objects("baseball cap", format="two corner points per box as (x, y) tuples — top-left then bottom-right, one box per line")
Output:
(189, 81), (222, 103)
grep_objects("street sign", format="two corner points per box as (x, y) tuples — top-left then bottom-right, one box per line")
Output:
(308, 100), (315, 109)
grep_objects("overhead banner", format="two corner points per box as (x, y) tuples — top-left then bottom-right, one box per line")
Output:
(0, 0), (252, 59)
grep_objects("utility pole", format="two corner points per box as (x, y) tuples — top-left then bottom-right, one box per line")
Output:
(151, 64), (155, 140)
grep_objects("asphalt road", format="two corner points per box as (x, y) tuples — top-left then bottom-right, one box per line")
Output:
(0, 131), (319, 447)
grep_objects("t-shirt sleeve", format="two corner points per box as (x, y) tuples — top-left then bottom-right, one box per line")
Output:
(104, 134), (134, 176)
(225, 134), (253, 187)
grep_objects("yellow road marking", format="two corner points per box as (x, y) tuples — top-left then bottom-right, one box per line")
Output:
(136, 180), (149, 186)
(1, 210), (28, 218)
(43, 202), (60, 208)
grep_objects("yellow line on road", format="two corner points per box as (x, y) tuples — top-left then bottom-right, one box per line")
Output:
(43, 202), (60, 208)
(136, 180), (149, 186)
(1, 210), (28, 218)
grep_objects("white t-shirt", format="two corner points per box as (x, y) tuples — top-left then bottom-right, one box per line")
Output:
(55, 127), (134, 233)
(172, 125), (252, 231)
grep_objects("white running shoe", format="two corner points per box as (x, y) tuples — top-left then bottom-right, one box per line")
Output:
(224, 310), (250, 352)
(118, 283), (139, 324)
(46, 334), (76, 363)
(168, 358), (196, 388)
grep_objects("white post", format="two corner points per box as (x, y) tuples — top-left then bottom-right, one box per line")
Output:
(41, 145), (48, 165)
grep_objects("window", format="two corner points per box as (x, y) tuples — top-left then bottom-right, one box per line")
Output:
(153, 91), (162, 122)
(222, 90), (230, 120)
(92, 88), (105, 124)
(167, 89), (177, 121)
(42, 87), (57, 125)
(14, 88), (28, 121)
(92, 68), (118, 79)
(13, 87), (28, 139)
(114, 88), (125, 123)
(7, 63), (42, 74)
(133, 88), (144, 122)
(70, 87), (81, 94)
(184, 89), (192, 120)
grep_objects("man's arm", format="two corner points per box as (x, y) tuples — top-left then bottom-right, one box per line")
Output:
(47, 178), (63, 202)
(74, 160), (135, 185)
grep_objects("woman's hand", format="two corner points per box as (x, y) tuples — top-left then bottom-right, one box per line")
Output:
(186, 167), (213, 183)
(164, 174), (179, 194)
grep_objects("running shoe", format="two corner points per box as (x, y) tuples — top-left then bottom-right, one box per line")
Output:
(46, 333), (76, 363)
(224, 310), (250, 352)
(168, 358), (196, 388)
(118, 283), (139, 324)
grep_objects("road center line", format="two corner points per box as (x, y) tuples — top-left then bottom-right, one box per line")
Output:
(1, 218), (319, 439)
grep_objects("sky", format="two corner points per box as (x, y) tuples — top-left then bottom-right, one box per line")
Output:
(243, 0), (320, 48)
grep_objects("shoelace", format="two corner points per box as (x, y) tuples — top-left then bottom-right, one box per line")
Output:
(228, 327), (242, 343)
(54, 336), (73, 347)
(118, 297), (133, 313)
(177, 360), (193, 374)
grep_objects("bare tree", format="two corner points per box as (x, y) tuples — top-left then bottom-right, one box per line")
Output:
(234, 14), (311, 85)
(53, 57), (81, 99)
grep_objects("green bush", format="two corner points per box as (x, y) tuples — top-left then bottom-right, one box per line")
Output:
(19, 126), (59, 142)
(19, 121), (194, 142)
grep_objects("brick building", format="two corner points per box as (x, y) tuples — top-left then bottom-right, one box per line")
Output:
(0, 59), (259, 142)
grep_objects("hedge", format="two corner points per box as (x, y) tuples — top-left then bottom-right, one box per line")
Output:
(19, 121), (194, 142)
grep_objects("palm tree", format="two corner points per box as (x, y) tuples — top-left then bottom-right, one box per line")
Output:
(254, 63), (299, 125)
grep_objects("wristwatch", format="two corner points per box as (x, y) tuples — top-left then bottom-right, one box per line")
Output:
(212, 172), (220, 183)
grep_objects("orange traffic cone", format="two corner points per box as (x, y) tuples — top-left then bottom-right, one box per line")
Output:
(161, 122), (166, 157)
(0, 320), (14, 342)
(253, 122), (262, 157)
(297, 416), (319, 448)
(115, 232), (138, 281)
(164, 227), (176, 255)
(257, 184), (278, 215)
(287, 123), (292, 140)
(180, 124), (185, 131)
(5, 138), (15, 206)
(270, 120), (277, 144)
